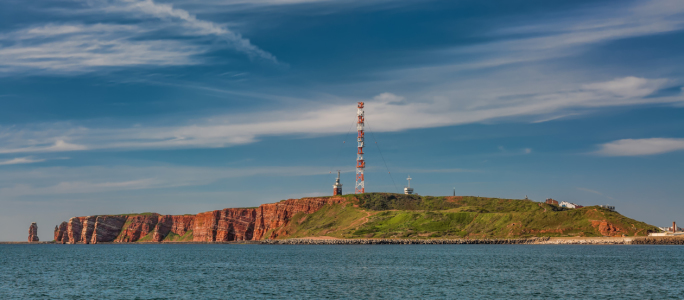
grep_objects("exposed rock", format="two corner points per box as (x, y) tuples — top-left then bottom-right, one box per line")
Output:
(592, 220), (622, 236)
(54, 222), (67, 243)
(253, 197), (346, 240)
(28, 223), (39, 242)
(66, 217), (83, 244)
(152, 215), (195, 242)
(52, 197), (347, 243)
(90, 216), (127, 244)
(115, 214), (159, 242)
(80, 216), (97, 244)
(170, 215), (194, 237)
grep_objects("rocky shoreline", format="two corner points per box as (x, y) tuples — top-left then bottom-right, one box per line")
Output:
(5, 236), (684, 245)
(263, 237), (551, 245)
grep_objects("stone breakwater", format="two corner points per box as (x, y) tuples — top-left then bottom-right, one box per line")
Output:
(263, 237), (551, 245)
(631, 237), (684, 245)
(53, 197), (346, 244)
(262, 237), (684, 245)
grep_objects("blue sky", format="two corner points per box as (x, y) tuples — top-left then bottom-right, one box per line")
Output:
(1, 0), (683, 241)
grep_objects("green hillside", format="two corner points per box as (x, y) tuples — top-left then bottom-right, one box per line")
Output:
(278, 193), (658, 239)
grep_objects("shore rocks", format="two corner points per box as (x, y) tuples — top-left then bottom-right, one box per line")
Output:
(264, 237), (551, 245)
(28, 223), (39, 242)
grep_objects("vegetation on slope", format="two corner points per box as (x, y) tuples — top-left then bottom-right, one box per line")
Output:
(279, 194), (658, 239)
(162, 230), (194, 242)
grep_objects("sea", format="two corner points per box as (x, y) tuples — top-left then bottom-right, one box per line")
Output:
(1, 244), (683, 299)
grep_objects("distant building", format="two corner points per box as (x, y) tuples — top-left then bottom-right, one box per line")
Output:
(559, 201), (583, 209)
(598, 205), (615, 211)
(404, 175), (414, 195)
(651, 222), (684, 236)
(545, 198), (558, 205)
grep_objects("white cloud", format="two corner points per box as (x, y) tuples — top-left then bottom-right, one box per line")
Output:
(0, 140), (87, 154)
(582, 76), (668, 98)
(596, 138), (684, 156)
(0, 24), (204, 72)
(0, 165), (328, 197)
(108, 0), (277, 61)
(0, 157), (46, 166)
(0, 0), (277, 72)
(0, 76), (681, 154)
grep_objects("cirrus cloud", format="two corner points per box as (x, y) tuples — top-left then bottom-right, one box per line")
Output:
(596, 138), (684, 156)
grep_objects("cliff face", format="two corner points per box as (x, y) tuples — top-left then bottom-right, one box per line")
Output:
(152, 215), (194, 242)
(114, 214), (160, 242)
(28, 222), (39, 242)
(91, 216), (127, 244)
(54, 222), (67, 242)
(253, 197), (347, 239)
(193, 208), (257, 242)
(52, 197), (347, 243)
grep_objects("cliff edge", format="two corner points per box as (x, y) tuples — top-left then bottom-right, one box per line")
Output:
(52, 194), (658, 243)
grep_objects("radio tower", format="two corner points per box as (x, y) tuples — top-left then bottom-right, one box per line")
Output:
(355, 102), (365, 194)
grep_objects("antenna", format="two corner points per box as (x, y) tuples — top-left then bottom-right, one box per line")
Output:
(407, 175), (412, 188)
(355, 102), (365, 194)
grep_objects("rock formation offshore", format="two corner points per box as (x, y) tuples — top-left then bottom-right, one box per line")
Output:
(28, 222), (39, 242)
(53, 197), (346, 244)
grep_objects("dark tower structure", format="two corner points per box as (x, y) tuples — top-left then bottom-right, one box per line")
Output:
(333, 170), (343, 195)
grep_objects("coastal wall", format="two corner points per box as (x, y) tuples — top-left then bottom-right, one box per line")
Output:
(53, 197), (347, 244)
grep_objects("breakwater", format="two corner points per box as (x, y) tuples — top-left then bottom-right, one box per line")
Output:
(262, 237), (550, 245)
(261, 236), (684, 245)
(630, 237), (684, 245)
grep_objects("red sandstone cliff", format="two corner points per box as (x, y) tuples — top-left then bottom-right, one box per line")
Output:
(52, 197), (348, 244)
(28, 222), (39, 242)
(54, 222), (67, 242)
(253, 197), (347, 239)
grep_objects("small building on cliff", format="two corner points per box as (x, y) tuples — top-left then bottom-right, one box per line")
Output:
(559, 201), (583, 209)
(545, 198), (558, 205)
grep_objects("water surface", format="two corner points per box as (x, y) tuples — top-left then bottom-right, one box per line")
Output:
(1, 244), (682, 299)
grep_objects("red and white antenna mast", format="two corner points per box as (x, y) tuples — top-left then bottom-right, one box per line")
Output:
(355, 102), (365, 194)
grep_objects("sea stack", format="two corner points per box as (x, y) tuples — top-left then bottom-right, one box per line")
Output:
(28, 222), (39, 242)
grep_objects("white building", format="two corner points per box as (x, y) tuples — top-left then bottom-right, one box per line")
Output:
(404, 175), (414, 195)
(559, 201), (583, 209)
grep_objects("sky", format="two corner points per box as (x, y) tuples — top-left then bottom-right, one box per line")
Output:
(0, 0), (683, 241)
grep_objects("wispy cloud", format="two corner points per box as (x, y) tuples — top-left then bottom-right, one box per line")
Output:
(102, 0), (277, 61)
(0, 76), (680, 154)
(0, 140), (87, 154)
(596, 138), (684, 156)
(0, 157), (46, 166)
(440, 0), (684, 71)
(0, 0), (276, 73)
(0, 165), (328, 197)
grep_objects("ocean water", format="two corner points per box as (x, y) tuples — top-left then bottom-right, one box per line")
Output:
(1, 244), (683, 299)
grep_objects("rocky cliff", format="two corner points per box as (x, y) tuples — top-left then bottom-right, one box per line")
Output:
(50, 194), (658, 242)
(28, 222), (39, 242)
(53, 197), (347, 244)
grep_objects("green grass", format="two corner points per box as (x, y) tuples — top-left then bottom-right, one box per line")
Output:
(268, 193), (658, 239)
(162, 230), (194, 242)
(136, 231), (155, 242)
